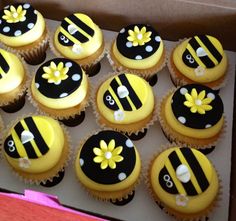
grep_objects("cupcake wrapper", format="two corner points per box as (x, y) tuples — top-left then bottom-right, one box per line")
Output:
(158, 87), (226, 149)
(0, 115), (4, 159)
(1, 113), (72, 184)
(107, 40), (167, 79)
(167, 38), (228, 90)
(91, 72), (158, 135)
(145, 143), (222, 221)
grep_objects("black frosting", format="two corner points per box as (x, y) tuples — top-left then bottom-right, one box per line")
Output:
(116, 24), (161, 60)
(0, 51), (10, 78)
(182, 35), (223, 69)
(79, 130), (136, 184)
(171, 84), (224, 129)
(34, 58), (83, 99)
(0, 3), (37, 37)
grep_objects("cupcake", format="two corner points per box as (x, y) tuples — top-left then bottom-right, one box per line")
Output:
(2, 115), (70, 184)
(75, 130), (141, 203)
(93, 73), (157, 137)
(29, 58), (90, 127)
(0, 48), (28, 113)
(168, 35), (228, 89)
(147, 146), (220, 220)
(108, 24), (166, 79)
(0, 3), (49, 65)
(50, 13), (105, 74)
(159, 84), (225, 149)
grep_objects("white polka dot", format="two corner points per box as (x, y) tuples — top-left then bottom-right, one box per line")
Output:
(72, 74), (81, 81)
(35, 83), (39, 88)
(80, 158), (84, 166)
(120, 28), (125, 33)
(207, 93), (215, 100)
(126, 42), (132, 48)
(155, 36), (161, 42)
(27, 23), (34, 29)
(21, 17), (26, 22)
(135, 55), (142, 60)
(65, 62), (73, 68)
(178, 116), (186, 124)
(0, 20), (2, 25)
(34, 10), (38, 14)
(14, 30), (22, 37)
(125, 139), (133, 148)
(180, 87), (188, 95)
(59, 93), (68, 98)
(145, 45), (153, 52)
(205, 124), (212, 128)
(3, 27), (10, 33)
(118, 172), (127, 181)
(23, 3), (30, 9)
(4, 5), (10, 9)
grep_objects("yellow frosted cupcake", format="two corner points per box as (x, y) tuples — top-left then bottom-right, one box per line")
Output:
(2, 115), (70, 184)
(75, 130), (141, 203)
(0, 3), (49, 64)
(0, 48), (28, 113)
(168, 35), (228, 89)
(148, 146), (220, 220)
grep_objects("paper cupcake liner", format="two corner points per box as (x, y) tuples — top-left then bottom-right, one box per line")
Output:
(49, 28), (106, 69)
(0, 115), (4, 159)
(27, 75), (92, 120)
(91, 72), (158, 135)
(0, 51), (29, 107)
(167, 38), (228, 90)
(158, 88), (227, 149)
(145, 144), (222, 221)
(74, 129), (142, 201)
(1, 113), (72, 185)
(107, 40), (167, 80)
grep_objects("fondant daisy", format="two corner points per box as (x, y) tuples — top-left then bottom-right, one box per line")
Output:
(19, 157), (31, 169)
(176, 194), (189, 207)
(127, 26), (152, 46)
(93, 139), (123, 169)
(2, 5), (26, 23)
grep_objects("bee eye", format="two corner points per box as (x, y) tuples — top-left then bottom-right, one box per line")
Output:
(60, 35), (65, 40)
(64, 38), (69, 43)
(109, 100), (115, 105)
(9, 146), (15, 152)
(8, 140), (14, 147)
(106, 95), (111, 101)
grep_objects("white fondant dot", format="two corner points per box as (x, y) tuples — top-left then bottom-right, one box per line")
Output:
(34, 10), (38, 14)
(207, 93), (215, 100)
(14, 30), (22, 37)
(145, 45), (153, 52)
(27, 23), (34, 29)
(3, 26), (10, 33)
(4, 5), (10, 9)
(0, 20), (2, 24)
(23, 3), (30, 9)
(126, 42), (132, 48)
(35, 83), (40, 89)
(21, 17), (26, 22)
(205, 124), (212, 128)
(155, 36), (161, 42)
(120, 28), (125, 33)
(125, 139), (133, 148)
(59, 93), (68, 98)
(178, 116), (186, 124)
(80, 158), (84, 166)
(72, 74), (81, 81)
(135, 55), (142, 60)
(180, 88), (188, 95)
(118, 172), (127, 181)
(65, 62), (73, 68)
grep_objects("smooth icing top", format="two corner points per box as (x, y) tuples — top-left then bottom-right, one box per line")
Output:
(75, 130), (141, 191)
(173, 35), (227, 83)
(0, 3), (46, 47)
(31, 58), (88, 109)
(164, 84), (224, 139)
(96, 73), (155, 124)
(4, 116), (65, 173)
(150, 147), (219, 214)
(0, 48), (25, 94)
(112, 24), (164, 69)
(53, 13), (103, 59)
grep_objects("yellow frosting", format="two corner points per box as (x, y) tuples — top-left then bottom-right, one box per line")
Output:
(172, 36), (227, 83)
(0, 10), (46, 47)
(53, 13), (103, 60)
(112, 40), (164, 69)
(0, 48), (25, 94)
(150, 147), (218, 214)
(164, 94), (224, 139)
(4, 116), (65, 173)
(96, 73), (155, 124)
(31, 69), (88, 109)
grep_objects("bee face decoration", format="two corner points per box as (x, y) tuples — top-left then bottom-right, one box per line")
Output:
(0, 50), (10, 79)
